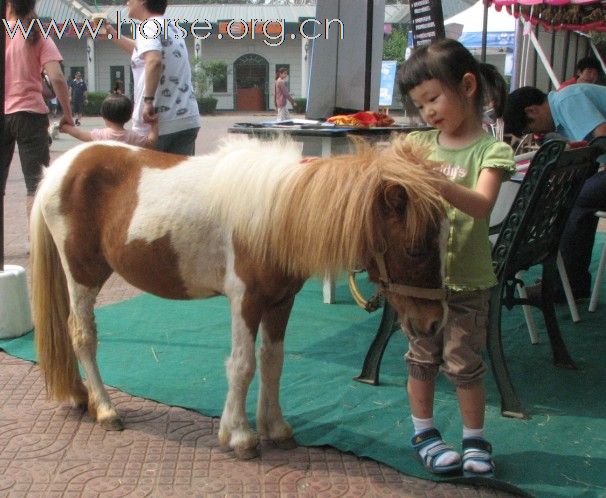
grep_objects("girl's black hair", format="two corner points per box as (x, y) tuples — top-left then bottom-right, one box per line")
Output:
(398, 38), (484, 114)
(479, 62), (507, 118)
(100, 94), (134, 126)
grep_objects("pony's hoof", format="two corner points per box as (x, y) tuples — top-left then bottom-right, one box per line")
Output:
(100, 418), (124, 431)
(234, 445), (259, 460)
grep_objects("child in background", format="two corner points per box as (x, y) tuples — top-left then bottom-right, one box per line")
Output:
(479, 63), (508, 139)
(112, 79), (124, 94)
(61, 93), (157, 148)
(397, 39), (515, 478)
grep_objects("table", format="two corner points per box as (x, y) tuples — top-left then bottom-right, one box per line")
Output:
(228, 123), (428, 303)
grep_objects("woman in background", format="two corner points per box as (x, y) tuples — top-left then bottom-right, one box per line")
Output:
(274, 67), (295, 121)
(2, 0), (73, 237)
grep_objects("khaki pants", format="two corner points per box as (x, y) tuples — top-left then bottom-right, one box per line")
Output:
(404, 288), (491, 388)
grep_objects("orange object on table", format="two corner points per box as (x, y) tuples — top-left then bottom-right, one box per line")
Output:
(326, 111), (394, 128)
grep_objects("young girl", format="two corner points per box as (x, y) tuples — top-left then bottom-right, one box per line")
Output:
(398, 39), (515, 477)
(61, 93), (157, 148)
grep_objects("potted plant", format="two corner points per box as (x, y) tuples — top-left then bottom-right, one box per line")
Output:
(293, 98), (307, 114)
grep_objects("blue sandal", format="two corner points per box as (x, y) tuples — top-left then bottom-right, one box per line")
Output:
(462, 437), (495, 478)
(412, 428), (461, 475)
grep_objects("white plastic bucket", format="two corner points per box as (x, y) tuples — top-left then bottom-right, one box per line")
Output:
(0, 265), (34, 339)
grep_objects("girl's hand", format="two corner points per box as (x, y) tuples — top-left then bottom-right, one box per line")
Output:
(441, 168), (504, 219)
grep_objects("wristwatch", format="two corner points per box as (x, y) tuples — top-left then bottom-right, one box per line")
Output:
(143, 96), (154, 102)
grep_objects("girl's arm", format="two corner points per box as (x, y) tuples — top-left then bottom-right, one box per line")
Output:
(142, 50), (162, 124)
(145, 121), (159, 148)
(440, 167), (504, 219)
(44, 60), (74, 126)
(60, 124), (93, 142)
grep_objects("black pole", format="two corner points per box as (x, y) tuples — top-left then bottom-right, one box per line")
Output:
(364, 0), (373, 110)
(548, 29), (556, 91)
(1, 0), (6, 271)
(562, 30), (570, 82)
(481, 0), (489, 63)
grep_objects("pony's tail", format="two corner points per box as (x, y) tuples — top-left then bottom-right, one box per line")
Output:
(31, 196), (83, 403)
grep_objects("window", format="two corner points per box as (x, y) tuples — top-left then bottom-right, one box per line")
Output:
(209, 62), (228, 93)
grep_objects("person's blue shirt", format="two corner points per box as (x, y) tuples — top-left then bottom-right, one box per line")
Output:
(548, 83), (606, 141)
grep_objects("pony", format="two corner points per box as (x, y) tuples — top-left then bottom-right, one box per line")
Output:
(31, 136), (449, 459)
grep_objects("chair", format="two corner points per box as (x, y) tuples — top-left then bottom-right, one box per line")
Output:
(354, 137), (606, 419)
(589, 211), (606, 312)
(489, 155), (581, 345)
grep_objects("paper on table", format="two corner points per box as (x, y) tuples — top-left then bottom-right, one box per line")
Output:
(266, 119), (321, 126)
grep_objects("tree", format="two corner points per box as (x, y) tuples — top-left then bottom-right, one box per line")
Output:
(191, 59), (229, 98)
(383, 26), (407, 65)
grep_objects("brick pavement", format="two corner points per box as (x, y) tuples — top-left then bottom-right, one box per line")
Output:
(1, 113), (526, 497)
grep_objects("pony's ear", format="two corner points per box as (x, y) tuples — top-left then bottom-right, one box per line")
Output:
(381, 184), (407, 215)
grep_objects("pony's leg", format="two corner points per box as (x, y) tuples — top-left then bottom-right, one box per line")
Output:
(67, 280), (122, 430)
(256, 297), (296, 449)
(219, 296), (262, 459)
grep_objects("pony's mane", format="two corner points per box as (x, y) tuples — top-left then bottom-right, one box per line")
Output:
(207, 136), (445, 278)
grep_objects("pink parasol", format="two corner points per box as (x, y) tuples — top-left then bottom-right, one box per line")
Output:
(487, 0), (606, 32)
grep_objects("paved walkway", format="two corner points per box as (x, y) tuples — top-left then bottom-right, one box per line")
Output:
(2, 113), (523, 497)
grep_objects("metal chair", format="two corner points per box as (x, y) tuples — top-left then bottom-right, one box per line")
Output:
(589, 211), (606, 312)
(354, 137), (606, 420)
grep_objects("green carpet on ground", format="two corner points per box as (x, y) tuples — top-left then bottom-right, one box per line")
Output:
(2, 234), (606, 498)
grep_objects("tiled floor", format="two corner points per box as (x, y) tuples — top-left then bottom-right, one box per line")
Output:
(1, 114), (525, 497)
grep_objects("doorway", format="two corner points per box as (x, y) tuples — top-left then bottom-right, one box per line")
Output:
(233, 54), (269, 111)
(110, 66), (126, 94)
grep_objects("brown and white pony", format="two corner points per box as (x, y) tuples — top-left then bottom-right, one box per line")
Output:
(31, 136), (448, 459)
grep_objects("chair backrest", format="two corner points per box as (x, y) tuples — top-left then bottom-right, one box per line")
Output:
(492, 137), (606, 281)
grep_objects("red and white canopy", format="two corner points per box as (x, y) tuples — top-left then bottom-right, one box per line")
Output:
(487, 0), (606, 32)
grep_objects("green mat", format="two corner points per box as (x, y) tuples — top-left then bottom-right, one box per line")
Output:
(2, 235), (606, 498)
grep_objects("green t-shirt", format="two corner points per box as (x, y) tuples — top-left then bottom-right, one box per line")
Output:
(406, 130), (515, 291)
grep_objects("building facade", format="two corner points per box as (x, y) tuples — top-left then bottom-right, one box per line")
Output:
(33, 3), (330, 111)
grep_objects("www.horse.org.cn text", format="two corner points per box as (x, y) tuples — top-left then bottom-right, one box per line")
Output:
(2, 15), (345, 47)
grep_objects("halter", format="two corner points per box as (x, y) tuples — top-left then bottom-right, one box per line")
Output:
(374, 250), (447, 301)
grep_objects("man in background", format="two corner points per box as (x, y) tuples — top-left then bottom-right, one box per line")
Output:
(503, 83), (606, 302)
(559, 56), (602, 90)
(69, 71), (87, 125)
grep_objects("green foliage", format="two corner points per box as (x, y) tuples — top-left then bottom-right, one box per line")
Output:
(293, 97), (307, 114)
(191, 59), (229, 98)
(383, 27), (407, 65)
(84, 91), (107, 116)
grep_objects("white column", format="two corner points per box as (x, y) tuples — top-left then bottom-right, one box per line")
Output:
(301, 39), (309, 99)
(86, 37), (96, 92)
